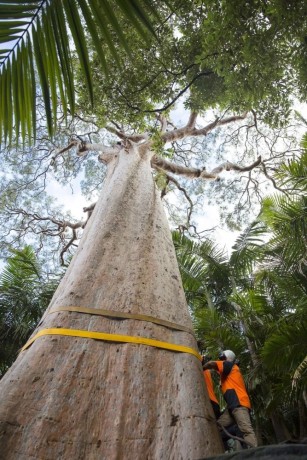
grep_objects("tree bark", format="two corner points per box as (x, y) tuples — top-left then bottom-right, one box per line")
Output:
(0, 145), (223, 459)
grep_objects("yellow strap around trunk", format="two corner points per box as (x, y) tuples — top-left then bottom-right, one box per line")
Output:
(48, 306), (195, 336)
(20, 328), (202, 360)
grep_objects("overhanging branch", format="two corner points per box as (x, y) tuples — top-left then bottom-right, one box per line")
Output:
(6, 207), (95, 266)
(151, 155), (262, 180)
(161, 112), (248, 144)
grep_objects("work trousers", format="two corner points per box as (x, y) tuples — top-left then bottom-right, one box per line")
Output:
(218, 406), (257, 448)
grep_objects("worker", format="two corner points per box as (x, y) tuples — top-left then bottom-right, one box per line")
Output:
(203, 349), (257, 448)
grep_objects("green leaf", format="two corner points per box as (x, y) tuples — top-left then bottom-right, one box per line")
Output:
(16, 44), (26, 142)
(43, 7), (67, 117)
(77, 0), (108, 75)
(0, 28), (25, 37)
(0, 4), (40, 14)
(50, 3), (75, 115)
(0, 21), (29, 29)
(41, 9), (58, 131)
(27, 33), (36, 143)
(88, 0), (121, 66)
(32, 16), (52, 136)
(5, 62), (13, 143)
(97, 0), (132, 57)
(0, 65), (7, 142)
(11, 51), (20, 140)
(63, 0), (93, 106)
(21, 40), (32, 141)
(116, 0), (157, 40)
(0, 0), (159, 144)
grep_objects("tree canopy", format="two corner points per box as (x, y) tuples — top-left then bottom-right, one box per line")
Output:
(1, 0), (307, 143)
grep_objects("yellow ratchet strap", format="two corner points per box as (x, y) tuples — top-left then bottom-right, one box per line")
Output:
(48, 306), (195, 336)
(20, 328), (202, 360)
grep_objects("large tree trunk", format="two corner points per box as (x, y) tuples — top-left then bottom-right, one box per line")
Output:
(0, 145), (223, 459)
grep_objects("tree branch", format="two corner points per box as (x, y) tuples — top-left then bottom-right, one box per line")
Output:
(151, 155), (262, 180)
(186, 112), (198, 129)
(162, 173), (194, 225)
(6, 207), (95, 265)
(161, 112), (248, 144)
(60, 229), (77, 266)
(210, 156), (262, 174)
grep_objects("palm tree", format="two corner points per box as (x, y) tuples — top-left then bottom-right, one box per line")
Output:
(0, 246), (61, 377)
(0, 0), (158, 143)
(173, 153), (307, 443)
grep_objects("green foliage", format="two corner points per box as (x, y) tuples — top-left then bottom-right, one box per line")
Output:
(177, 0), (307, 124)
(0, 0), (159, 144)
(174, 155), (307, 441)
(0, 246), (62, 377)
(2, 1), (307, 144)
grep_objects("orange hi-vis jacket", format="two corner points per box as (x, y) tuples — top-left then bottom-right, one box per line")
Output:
(215, 360), (251, 410)
(203, 369), (219, 404)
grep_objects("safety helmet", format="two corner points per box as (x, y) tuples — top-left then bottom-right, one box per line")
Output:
(219, 350), (236, 362)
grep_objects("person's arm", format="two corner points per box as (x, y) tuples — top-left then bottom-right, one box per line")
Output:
(202, 361), (218, 371)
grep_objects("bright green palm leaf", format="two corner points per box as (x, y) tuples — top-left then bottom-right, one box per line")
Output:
(50, 4), (75, 116)
(95, 0), (132, 57)
(11, 51), (20, 140)
(16, 44), (26, 142)
(32, 16), (52, 136)
(117, 0), (158, 39)
(27, 33), (36, 143)
(0, 0), (160, 144)
(77, 0), (108, 75)
(41, 9), (58, 132)
(88, 0), (122, 66)
(0, 28), (24, 36)
(43, 8), (67, 117)
(0, 3), (41, 14)
(21, 40), (32, 140)
(5, 61), (12, 143)
(62, 0), (93, 106)
(0, 22), (29, 28)
(0, 63), (5, 141)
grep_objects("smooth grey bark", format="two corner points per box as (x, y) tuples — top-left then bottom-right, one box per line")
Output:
(0, 144), (223, 459)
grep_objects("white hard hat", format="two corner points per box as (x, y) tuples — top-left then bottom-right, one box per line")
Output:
(220, 350), (236, 362)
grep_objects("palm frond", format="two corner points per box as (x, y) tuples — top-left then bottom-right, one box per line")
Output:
(0, 246), (62, 373)
(292, 355), (307, 391)
(271, 154), (307, 193)
(230, 221), (266, 276)
(260, 194), (307, 274)
(0, 0), (159, 144)
(261, 317), (307, 376)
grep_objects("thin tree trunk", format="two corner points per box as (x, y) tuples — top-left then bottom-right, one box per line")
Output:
(230, 276), (258, 368)
(0, 146), (223, 459)
(269, 411), (292, 443)
(298, 395), (307, 440)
